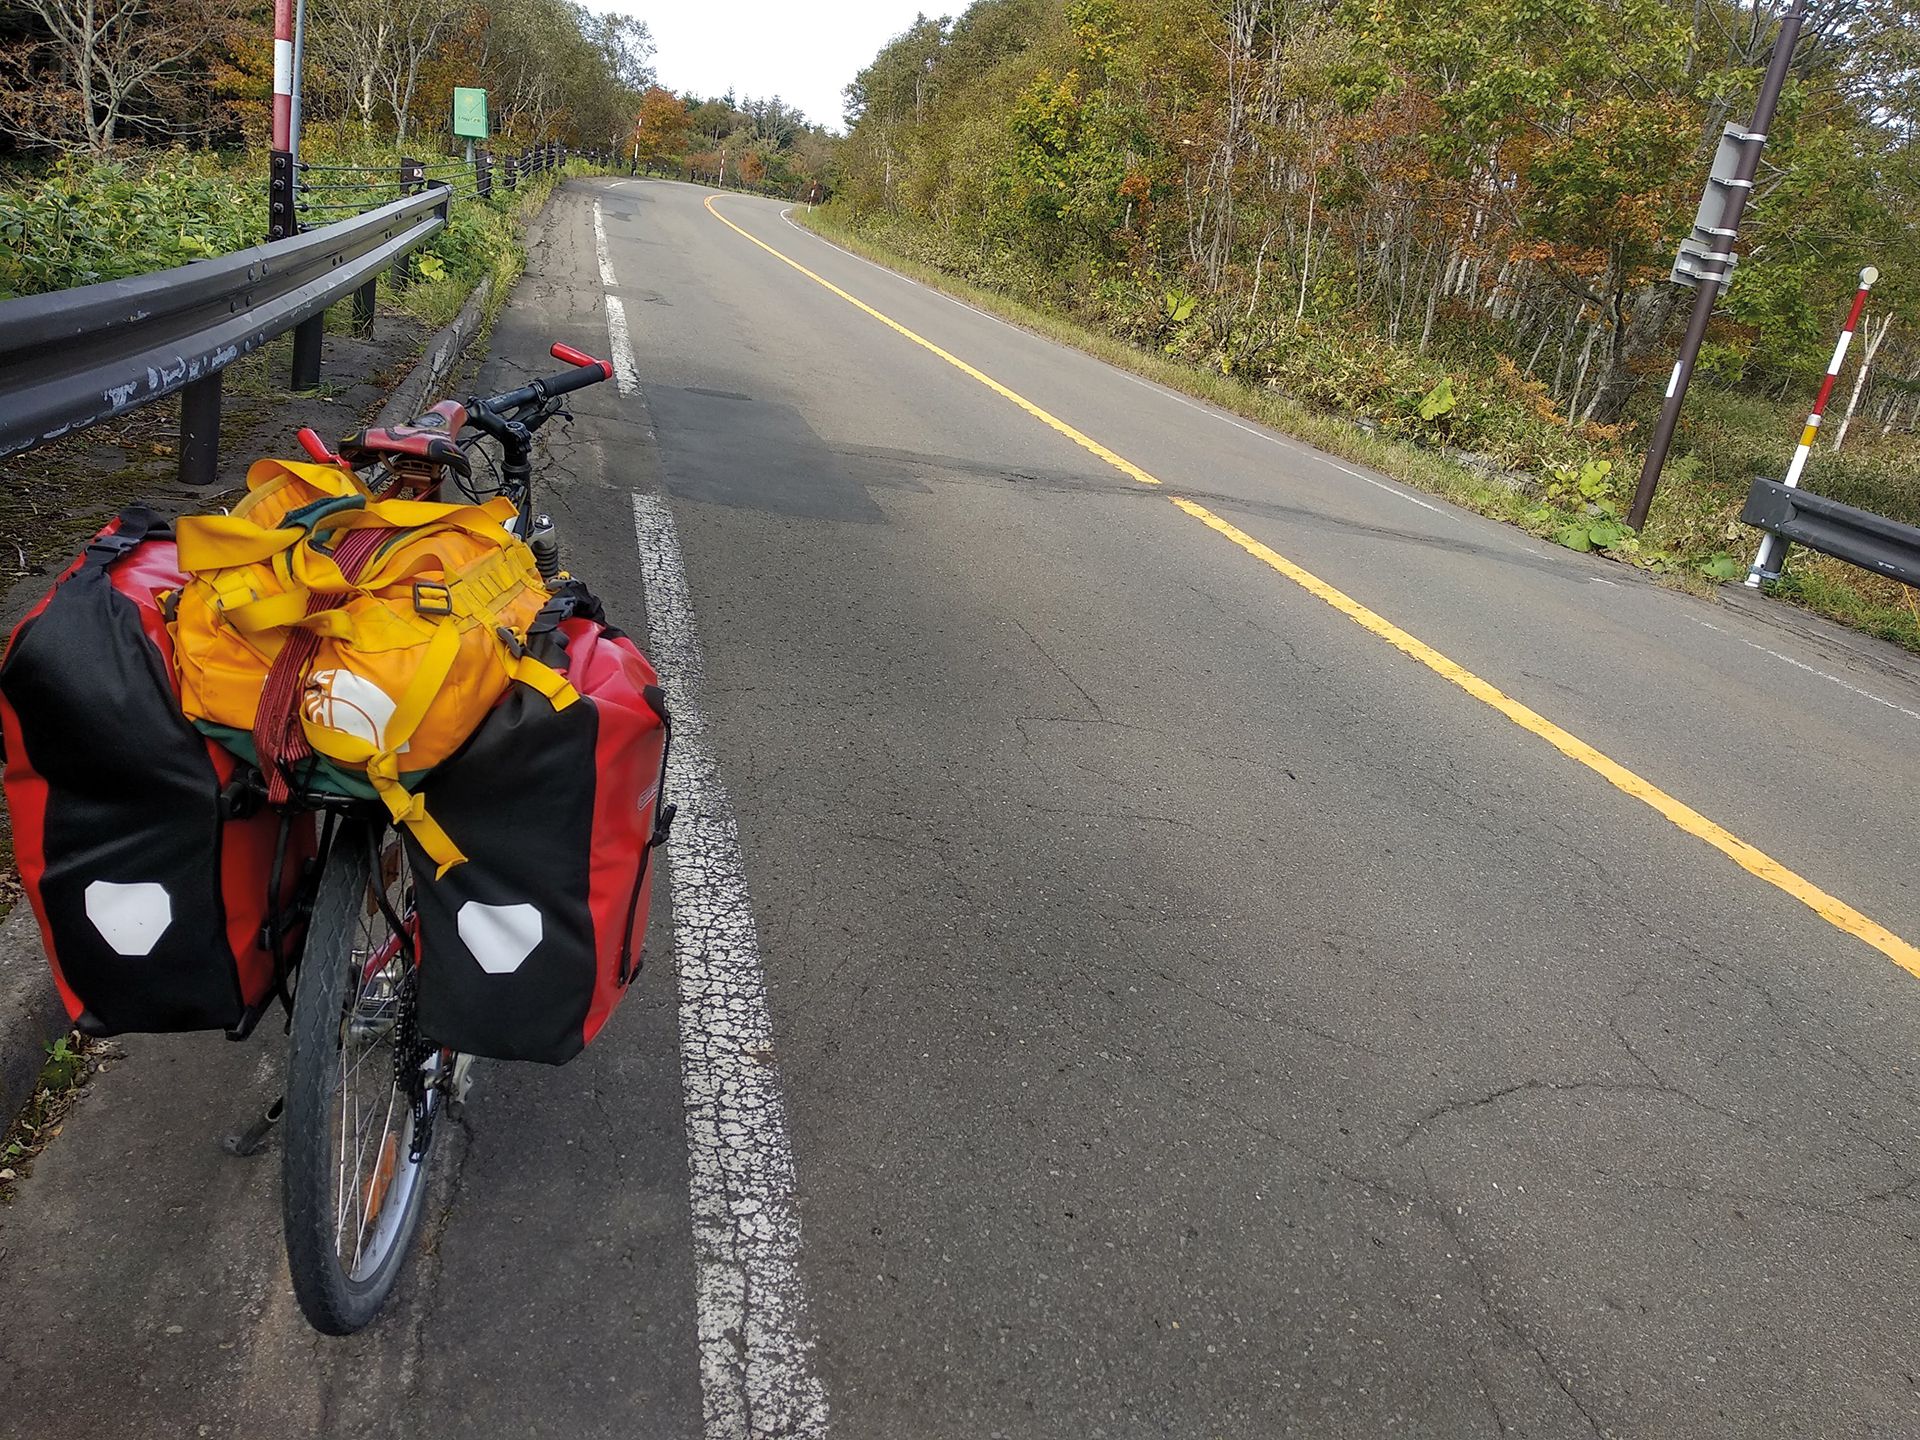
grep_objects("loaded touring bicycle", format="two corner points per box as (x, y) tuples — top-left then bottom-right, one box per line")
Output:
(0, 343), (674, 1334)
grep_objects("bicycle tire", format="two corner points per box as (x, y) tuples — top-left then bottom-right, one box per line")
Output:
(282, 819), (437, 1335)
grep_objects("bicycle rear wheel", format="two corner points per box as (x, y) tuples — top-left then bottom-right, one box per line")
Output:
(282, 818), (439, 1335)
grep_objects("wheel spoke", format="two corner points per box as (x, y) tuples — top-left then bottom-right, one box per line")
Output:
(295, 822), (434, 1324)
(333, 848), (421, 1277)
(335, 1021), (351, 1254)
(352, 1086), (401, 1272)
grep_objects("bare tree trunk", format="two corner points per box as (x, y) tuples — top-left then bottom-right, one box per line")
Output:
(1419, 250), (1452, 353)
(1551, 307), (1579, 397)
(1245, 228), (1275, 318)
(1296, 175), (1316, 320)
(1584, 282), (1684, 425)
(1568, 321), (1599, 423)
(1885, 391), (1911, 436)
(1525, 307), (1555, 374)
(1832, 312), (1891, 453)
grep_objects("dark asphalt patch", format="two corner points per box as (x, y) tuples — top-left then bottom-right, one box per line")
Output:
(645, 383), (885, 523)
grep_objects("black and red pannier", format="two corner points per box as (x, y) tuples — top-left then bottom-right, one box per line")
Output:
(406, 585), (672, 1064)
(0, 508), (307, 1036)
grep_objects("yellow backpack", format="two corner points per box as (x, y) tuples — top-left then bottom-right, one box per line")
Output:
(172, 458), (577, 873)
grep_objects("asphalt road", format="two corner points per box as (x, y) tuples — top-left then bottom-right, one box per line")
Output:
(4, 178), (1919, 1439)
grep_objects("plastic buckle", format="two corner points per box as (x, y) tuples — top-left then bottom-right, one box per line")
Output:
(84, 532), (141, 564)
(413, 581), (453, 616)
(495, 624), (526, 659)
(527, 594), (572, 635)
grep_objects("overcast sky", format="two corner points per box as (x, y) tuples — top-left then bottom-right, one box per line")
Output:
(606, 1), (937, 133)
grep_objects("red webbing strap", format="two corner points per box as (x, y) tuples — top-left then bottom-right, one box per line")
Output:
(253, 526), (390, 802)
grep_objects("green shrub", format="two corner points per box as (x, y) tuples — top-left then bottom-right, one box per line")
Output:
(0, 153), (265, 297)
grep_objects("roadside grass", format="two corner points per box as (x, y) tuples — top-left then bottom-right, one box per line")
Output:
(796, 207), (1920, 654)
(0, 1034), (113, 1199)
(0, 148), (610, 332)
(1772, 565), (1920, 652)
(0, 816), (15, 925)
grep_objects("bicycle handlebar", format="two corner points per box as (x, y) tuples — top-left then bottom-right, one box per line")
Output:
(551, 343), (615, 380)
(469, 343), (614, 426)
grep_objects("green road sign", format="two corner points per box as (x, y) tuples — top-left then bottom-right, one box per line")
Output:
(452, 88), (488, 140)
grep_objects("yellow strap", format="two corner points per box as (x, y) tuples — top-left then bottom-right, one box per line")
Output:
(296, 496), (518, 545)
(208, 567), (268, 610)
(304, 617), (462, 768)
(384, 617), (462, 754)
(363, 752), (466, 874)
(280, 607), (362, 640)
(177, 514), (307, 571)
(214, 551), (318, 632)
(221, 539), (527, 637)
(282, 515), (531, 600)
(382, 648), (577, 875)
(181, 493), (513, 582)
(510, 651), (580, 710)
(303, 619), (469, 873)
(388, 792), (467, 877)
(243, 457), (367, 500)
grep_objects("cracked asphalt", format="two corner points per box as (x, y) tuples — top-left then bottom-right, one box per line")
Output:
(4, 179), (1920, 1438)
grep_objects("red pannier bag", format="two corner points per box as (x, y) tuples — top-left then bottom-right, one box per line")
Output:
(407, 584), (672, 1064)
(0, 507), (307, 1036)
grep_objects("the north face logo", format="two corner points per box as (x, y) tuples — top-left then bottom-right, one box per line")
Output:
(302, 669), (406, 752)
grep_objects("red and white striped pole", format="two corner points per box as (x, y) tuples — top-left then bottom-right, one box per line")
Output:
(1746, 265), (1879, 587)
(267, 0), (297, 240)
(271, 0), (294, 151)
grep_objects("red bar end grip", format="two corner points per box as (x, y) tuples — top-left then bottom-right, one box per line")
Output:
(551, 341), (614, 379)
(296, 427), (339, 464)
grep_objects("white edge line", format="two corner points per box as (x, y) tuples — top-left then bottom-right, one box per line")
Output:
(1693, 618), (1920, 722)
(592, 199), (640, 396)
(632, 492), (831, 1439)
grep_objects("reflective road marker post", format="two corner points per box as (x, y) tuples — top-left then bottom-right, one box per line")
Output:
(1745, 266), (1879, 588)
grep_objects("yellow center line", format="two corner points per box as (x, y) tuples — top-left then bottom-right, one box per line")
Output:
(703, 196), (1157, 487)
(702, 193), (1920, 981)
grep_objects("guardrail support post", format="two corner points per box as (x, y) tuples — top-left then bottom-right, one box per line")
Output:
(388, 158), (425, 293)
(179, 373), (222, 487)
(268, 149), (297, 241)
(351, 278), (376, 339)
(290, 310), (323, 391)
(477, 149), (492, 200)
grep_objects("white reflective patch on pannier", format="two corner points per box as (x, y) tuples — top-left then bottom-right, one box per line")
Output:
(84, 881), (173, 956)
(457, 901), (543, 974)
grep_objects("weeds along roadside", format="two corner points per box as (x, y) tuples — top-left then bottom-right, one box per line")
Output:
(0, 142), (606, 328)
(797, 206), (1920, 657)
(0, 1033), (109, 1201)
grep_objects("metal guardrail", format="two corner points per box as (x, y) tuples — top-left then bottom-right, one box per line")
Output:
(0, 187), (451, 479)
(0, 141), (618, 486)
(1741, 476), (1920, 589)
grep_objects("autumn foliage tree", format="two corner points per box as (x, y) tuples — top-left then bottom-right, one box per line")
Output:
(630, 86), (690, 165)
(836, 0), (1918, 444)
(0, 0), (243, 153)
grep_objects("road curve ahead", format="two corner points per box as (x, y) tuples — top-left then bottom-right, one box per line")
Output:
(5, 178), (1920, 1440)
